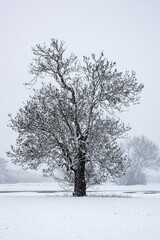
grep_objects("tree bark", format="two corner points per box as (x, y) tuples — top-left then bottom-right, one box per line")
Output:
(73, 156), (86, 197)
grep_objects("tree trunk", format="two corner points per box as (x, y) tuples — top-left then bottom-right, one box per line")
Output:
(73, 158), (86, 197)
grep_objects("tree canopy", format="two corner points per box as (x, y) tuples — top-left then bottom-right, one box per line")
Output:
(7, 39), (144, 196)
(118, 136), (160, 185)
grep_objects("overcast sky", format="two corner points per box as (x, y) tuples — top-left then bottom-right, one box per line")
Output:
(1, 0), (160, 166)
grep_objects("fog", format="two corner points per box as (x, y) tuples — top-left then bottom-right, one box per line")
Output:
(1, 0), (160, 170)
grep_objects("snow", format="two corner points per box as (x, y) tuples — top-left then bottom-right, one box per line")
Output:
(0, 183), (160, 240)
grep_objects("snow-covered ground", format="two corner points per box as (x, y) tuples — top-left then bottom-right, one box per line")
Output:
(0, 183), (160, 240)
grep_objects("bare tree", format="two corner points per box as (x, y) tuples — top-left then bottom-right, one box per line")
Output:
(0, 158), (8, 183)
(118, 136), (160, 185)
(7, 39), (143, 196)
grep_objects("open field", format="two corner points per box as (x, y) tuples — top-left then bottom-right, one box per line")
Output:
(0, 183), (160, 240)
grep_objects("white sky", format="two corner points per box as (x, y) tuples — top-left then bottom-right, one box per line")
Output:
(0, 0), (160, 165)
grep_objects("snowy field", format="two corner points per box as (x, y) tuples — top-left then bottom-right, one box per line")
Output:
(0, 183), (160, 240)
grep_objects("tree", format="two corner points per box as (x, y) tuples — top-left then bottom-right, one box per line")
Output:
(118, 136), (160, 185)
(0, 158), (8, 183)
(7, 39), (143, 196)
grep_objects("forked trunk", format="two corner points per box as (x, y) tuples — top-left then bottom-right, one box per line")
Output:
(73, 158), (86, 197)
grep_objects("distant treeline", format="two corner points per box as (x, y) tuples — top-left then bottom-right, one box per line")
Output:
(0, 158), (53, 184)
